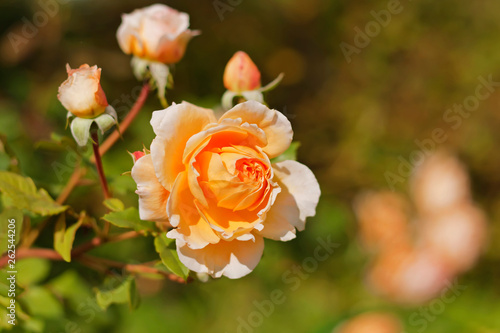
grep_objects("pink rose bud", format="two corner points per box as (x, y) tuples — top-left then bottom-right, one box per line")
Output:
(223, 51), (261, 93)
(131, 151), (146, 163)
(116, 4), (200, 64)
(58, 64), (108, 118)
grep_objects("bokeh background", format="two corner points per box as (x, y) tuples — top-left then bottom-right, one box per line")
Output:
(1, 0), (500, 332)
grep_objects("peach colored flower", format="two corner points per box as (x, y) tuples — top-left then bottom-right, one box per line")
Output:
(367, 244), (451, 304)
(117, 4), (199, 64)
(354, 191), (411, 252)
(58, 64), (108, 118)
(411, 152), (471, 217)
(223, 51), (261, 93)
(131, 100), (320, 278)
(355, 151), (487, 304)
(419, 205), (486, 272)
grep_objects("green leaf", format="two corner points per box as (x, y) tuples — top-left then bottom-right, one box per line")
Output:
(35, 133), (77, 152)
(0, 268), (24, 298)
(0, 134), (20, 173)
(47, 270), (91, 307)
(48, 270), (88, 298)
(103, 198), (125, 212)
(16, 258), (51, 287)
(0, 294), (34, 329)
(21, 317), (45, 333)
(0, 207), (23, 255)
(102, 207), (157, 233)
(53, 214), (83, 262)
(271, 141), (301, 163)
(0, 153), (10, 171)
(20, 286), (64, 319)
(0, 171), (68, 216)
(154, 234), (189, 280)
(95, 276), (139, 310)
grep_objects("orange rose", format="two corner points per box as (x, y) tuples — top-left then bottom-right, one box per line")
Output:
(58, 64), (108, 118)
(116, 4), (199, 64)
(131, 101), (320, 278)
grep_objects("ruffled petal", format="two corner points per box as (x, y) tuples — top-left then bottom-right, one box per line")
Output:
(219, 101), (293, 158)
(264, 160), (320, 232)
(166, 171), (220, 249)
(131, 154), (170, 223)
(176, 234), (264, 279)
(150, 102), (216, 191)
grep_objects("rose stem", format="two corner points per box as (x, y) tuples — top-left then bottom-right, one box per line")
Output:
(0, 233), (187, 283)
(24, 83), (151, 247)
(91, 82), (150, 161)
(91, 131), (111, 200)
(60, 82), (150, 203)
(1, 231), (139, 268)
(79, 255), (189, 283)
(91, 130), (112, 237)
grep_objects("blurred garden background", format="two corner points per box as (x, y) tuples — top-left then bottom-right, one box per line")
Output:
(2, 0), (500, 332)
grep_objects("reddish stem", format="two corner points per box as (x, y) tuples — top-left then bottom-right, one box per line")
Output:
(0, 233), (186, 283)
(18, 84), (151, 260)
(1, 231), (140, 268)
(80, 255), (189, 283)
(72, 230), (139, 256)
(91, 131), (111, 200)
(92, 83), (150, 161)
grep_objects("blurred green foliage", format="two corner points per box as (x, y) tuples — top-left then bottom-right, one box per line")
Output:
(1, 0), (500, 332)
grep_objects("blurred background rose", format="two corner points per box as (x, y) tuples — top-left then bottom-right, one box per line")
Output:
(1, 0), (500, 332)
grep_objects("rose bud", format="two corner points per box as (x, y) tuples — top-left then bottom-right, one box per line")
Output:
(116, 4), (200, 64)
(131, 151), (146, 163)
(58, 64), (117, 146)
(58, 64), (108, 118)
(221, 52), (284, 110)
(223, 51), (261, 93)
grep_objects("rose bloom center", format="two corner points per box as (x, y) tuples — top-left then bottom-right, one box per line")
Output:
(194, 145), (271, 212)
